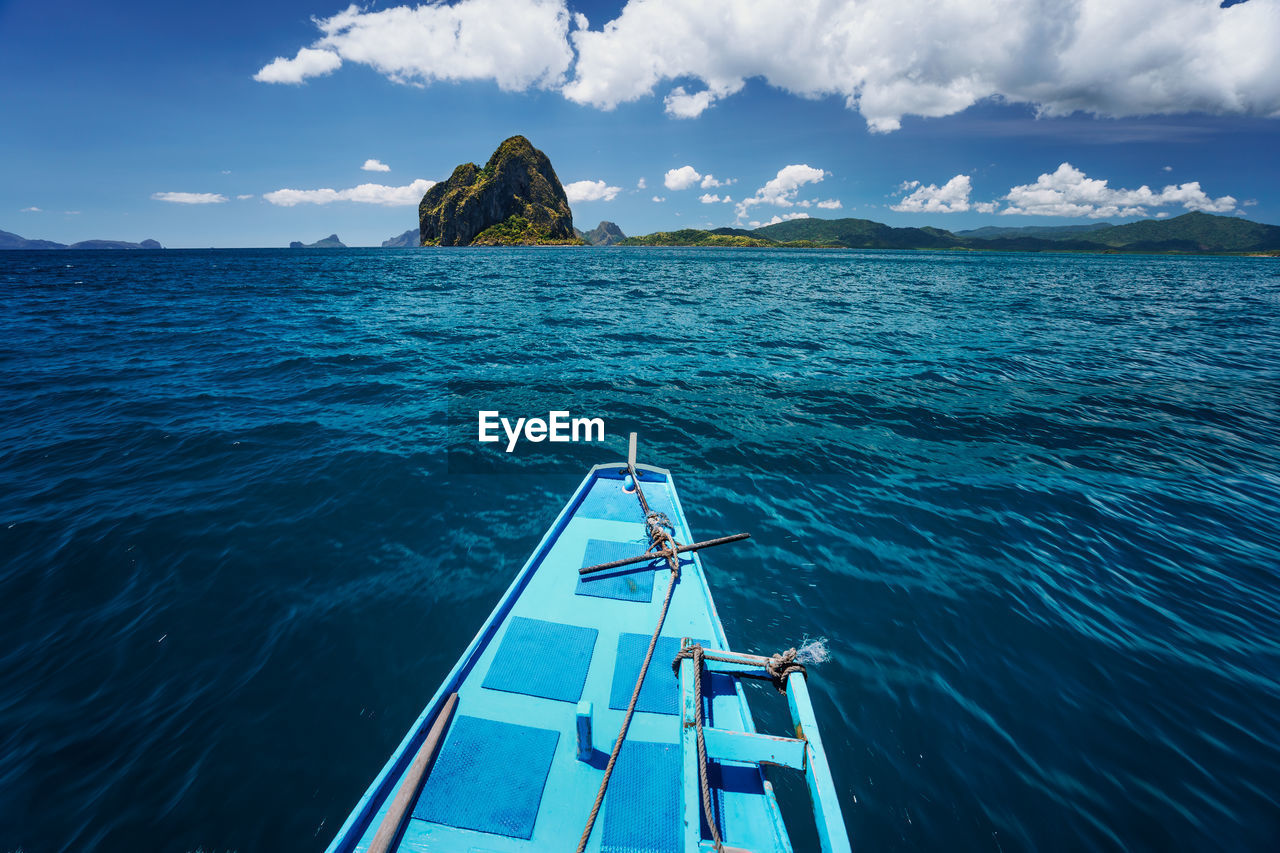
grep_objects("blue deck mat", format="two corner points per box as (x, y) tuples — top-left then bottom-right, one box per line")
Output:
(412, 715), (559, 839)
(578, 479), (676, 523)
(575, 538), (657, 602)
(609, 633), (706, 715)
(601, 740), (681, 853)
(483, 616), (598, 703)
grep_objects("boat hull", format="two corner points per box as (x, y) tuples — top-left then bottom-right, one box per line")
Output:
(326, 463), (793, 853)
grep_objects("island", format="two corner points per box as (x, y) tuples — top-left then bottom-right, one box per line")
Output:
(289, 234), (347, 249)
(0, 230), (163, 250)
(418, 136), (579, 246)
(620, 212), (1280, 255)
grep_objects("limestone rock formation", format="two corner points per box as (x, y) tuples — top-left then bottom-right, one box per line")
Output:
(418, 136), (578, 246)
(583, 221), (626, 246)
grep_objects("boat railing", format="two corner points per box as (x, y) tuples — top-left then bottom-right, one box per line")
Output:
(676, 639), (853, 853)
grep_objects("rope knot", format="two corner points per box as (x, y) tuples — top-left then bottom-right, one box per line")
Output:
(765, 647), (805, 693)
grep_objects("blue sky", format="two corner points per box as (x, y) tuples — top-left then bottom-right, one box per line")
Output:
(2, 0), (1278, 248)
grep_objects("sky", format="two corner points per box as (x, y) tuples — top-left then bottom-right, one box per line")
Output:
(1, 0), (1278, 248)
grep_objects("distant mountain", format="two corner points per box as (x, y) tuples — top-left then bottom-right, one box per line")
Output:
(753, 217), (960, 249)
(290, 234), (346, 248)
(419, 135), (578, 246)
(623, 212), (1280, 254)
(382, 229), (418, 248)
(1087, 212), (1280, 252)
(68, 238), (163, 250)
(621, 229), (780, 247)
(582, 221), (627, 246)
(1, 230), (162, 250)
(0, 229), (66, 249)
(957, 223), (1113, 240)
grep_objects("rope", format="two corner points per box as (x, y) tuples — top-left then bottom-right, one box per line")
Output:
(671, 645), (807, 694)
(688, 644), (723, 852)
(668, 644), (808, 853)
(575, 465), (681, 853)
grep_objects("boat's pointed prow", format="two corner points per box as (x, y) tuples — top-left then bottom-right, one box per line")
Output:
(325, 446), (851, 853)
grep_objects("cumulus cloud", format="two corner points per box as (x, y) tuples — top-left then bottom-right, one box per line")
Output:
(254, 47), (342, 84)
(253, 0), (573, 89)
(236, 194), (255, 200)
(564, 179), (622, 202)
(736, 164), (827, 219)
(636, 177), (647, 189)
(664, 165), (702, 190)
(816, 199), (843, 210)
(562, 0), (1280, 131)
(663, 86), (717, 118)
(891, 175), (974, 213)
(1001, 163), (1237, 217)
(699, 193), (732, 204)
(700, 174), (733, 189)
(263, 178), (435, 207)
(750, 212), (811, 227)
(257, 1), (1280, 131)
(151, 192), (229, 204)
(362, 159), (391, 172)
(651, 195), (666, 202)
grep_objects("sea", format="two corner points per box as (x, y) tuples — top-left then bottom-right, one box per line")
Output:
(1, 247), (1278, 852)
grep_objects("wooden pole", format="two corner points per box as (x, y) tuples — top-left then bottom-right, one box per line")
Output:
(367, 692), (459, 853)
(578, 532), (750, 576)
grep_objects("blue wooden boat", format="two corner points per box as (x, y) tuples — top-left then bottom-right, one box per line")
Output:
(325, 440), (851, 853)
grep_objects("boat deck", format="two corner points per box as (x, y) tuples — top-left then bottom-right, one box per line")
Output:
(331, 464), (792, 853)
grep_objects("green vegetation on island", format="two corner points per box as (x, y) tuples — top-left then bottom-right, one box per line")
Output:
(418, 136), (579, 246)
(620, 212), (1280, 255)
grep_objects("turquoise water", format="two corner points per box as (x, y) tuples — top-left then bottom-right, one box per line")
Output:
(1, 247), (1278, 851)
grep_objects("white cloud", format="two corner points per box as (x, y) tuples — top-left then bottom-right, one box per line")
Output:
(236, 194), (255, 200)
(750, 212), (811, 227)
(254, 47), (342, 84)
(700, 174), (733, 189)
(698, 193), (732, 204)
(736, 164), (827, 218)
(1244, 199), (1259, 206)
(20, 206), (40, 212)
(564, 179), (622, 202)
(151, 192), (229, 204)
(816, 199), (842, 210)
(663, 86), (716, 118)
(362, 159), (391, 172)
(562, 0), (1280, 131)
(254, 0), (573, 89)
(664, 165), (702, 190)
(892, 175), (974, 213)
(1163, 165), (1174, 172)
(264, 178), (435, 207)
(636, 177), (647, 189)
(651, 195), (666, 202)
(1001, 163), (1237, 217)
